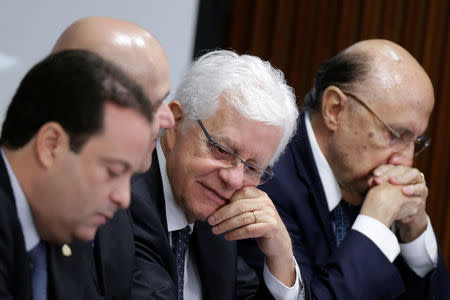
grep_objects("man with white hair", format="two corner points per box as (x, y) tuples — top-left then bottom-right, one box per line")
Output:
(130, 50), (305, 299)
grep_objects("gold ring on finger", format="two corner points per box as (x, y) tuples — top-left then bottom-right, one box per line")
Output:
(419, 172), (425, 183)
(252, 211), (258, 223)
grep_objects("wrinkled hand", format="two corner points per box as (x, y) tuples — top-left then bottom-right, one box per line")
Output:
(368, 165), (428, 242)
(208, 186), (295, 286)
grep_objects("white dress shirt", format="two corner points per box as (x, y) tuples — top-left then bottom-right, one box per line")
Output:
(156, 141), (304, 299)
(304, 112), (438, 277)
(1, 149), (40, 251)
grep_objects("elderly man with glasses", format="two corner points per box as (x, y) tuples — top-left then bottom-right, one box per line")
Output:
(239, 39), (450, 299)
(130, 50), (306, 299)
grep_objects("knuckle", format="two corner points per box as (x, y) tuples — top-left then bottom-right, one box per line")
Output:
(244, 225), (254, 235)
(235, 201), (246, 213)
(243, 212), (253, 223)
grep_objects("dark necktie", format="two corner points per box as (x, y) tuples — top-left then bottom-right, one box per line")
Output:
(171, 226), (190, 300)
(331, 200), (361, 246)
(28, 242), (47, 300)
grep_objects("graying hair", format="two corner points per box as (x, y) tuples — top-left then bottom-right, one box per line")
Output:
(173, 50), (298, 165)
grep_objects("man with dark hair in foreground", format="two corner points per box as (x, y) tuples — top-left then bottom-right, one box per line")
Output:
(0, 49), (154, 299)
(239, 39), (450, 299)
(50, 16), (175, 299)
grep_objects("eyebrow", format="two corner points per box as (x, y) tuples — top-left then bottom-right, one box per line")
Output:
(101, 158), (132, 173)
(390, 125), (415, 138)
(210, 134), (242, 152)
(153, 91), (170, 109)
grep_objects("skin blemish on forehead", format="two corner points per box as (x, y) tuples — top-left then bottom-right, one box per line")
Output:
(361, 145), (368, 151)
(368, 132), (374, 138)
(354, 131), (358, 136)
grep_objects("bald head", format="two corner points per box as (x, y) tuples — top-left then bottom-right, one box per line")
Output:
(53, 16), (170, 104)
(304, 39), (434, 117)
(53, 16), (175, 171)
(344, 40), (434, 125)
(345, 39), (433, 99)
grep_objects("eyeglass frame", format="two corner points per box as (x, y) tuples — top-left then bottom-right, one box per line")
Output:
(197, 120), (274, 185)
(342, 90), (431, 156)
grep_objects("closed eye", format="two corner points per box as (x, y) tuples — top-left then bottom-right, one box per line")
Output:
(107, 168), (121, 179)
(209, 143), (233, 160)
(244, 163), (262, 175)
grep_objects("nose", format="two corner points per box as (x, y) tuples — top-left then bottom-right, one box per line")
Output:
(218, 163), (246, 190)
(388, 142), (414, 167)
(110, 179), (131, 209)
(156, 101), (175, 129)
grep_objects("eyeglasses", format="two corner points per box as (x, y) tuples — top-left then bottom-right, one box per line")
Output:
(197, 120), (274, 185)
(343, 91), (431, 156)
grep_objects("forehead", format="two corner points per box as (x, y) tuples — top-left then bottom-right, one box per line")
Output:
(355, 60), (434, 135)
(80, 103), (152, 169)
(198, 104), (282, 165)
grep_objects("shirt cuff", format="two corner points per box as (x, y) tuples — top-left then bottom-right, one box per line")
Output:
(263, 256), (304, 300)
(353, 214), (400, 262)
(399, 216), (438, 277)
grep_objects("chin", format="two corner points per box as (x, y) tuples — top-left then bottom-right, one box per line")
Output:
(74, 227), (98, 242)
(195, 204), (221, 222)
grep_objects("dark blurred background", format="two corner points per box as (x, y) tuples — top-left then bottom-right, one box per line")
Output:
(193, 0), (450, 268)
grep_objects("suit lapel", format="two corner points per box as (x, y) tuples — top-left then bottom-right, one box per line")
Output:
(136, 151), (177, 279)
(292, 113), (336, 251)
(94, 209), (134, 299)
(192, 221), (236, 300)
(143, 152), (169, 234)
(0, 156), (33, 299)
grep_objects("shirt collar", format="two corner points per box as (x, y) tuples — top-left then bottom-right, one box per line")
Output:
(156, 140), (193, 233)
(1, 149), (40, 251)
(304, 112), (342, 211)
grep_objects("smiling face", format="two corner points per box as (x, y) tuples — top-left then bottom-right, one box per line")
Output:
(163, 100), (282, 223)
(34, 102), (152, 242)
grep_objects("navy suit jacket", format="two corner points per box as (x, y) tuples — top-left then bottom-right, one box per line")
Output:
(129, 153), (273, 299)
(239, 113), (450, 299)
(0, 154), (96, 299)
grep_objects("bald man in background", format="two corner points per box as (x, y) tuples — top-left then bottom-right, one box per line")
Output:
(239, 39), (450, 299)
(51, 17), (175, 299)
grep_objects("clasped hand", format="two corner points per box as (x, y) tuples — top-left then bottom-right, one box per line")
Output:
(363, 164), (428, 242)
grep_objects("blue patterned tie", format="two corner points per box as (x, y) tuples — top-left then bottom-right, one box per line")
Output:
(172, 226), (190, 300)
(331, 201), (360, 246)
(28, 242), (47, 300)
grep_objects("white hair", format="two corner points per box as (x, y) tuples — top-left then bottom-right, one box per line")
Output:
(173, 50), (298, 165)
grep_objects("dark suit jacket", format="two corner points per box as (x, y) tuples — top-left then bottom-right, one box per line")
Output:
(0, 154), (94, 299)
(45, 206), (135, 300)
(129, 153), (273, 300)
(238, 113), (450, 299)
(90, 208), (135, 299)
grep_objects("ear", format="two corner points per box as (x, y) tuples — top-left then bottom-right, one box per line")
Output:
(163, 101), (183, 151)
(321, 86), (348, 132)
(35, 122), (69, 169)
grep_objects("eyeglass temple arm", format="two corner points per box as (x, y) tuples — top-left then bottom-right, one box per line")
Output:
(345, 91), (401, 138)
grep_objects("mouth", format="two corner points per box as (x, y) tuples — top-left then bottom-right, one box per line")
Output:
(199, 183), (229, 206)
(95, 212), (113, 225)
